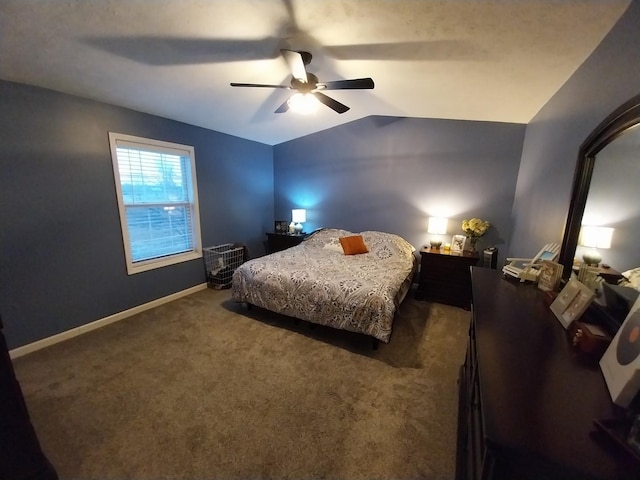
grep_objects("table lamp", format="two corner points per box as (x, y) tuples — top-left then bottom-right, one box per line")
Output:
(428, 217), (448, 248)
(291, 209), (306, 234)
(579, 226), (613, 266)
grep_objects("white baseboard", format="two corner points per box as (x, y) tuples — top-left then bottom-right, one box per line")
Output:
(9, 283), (209, 359)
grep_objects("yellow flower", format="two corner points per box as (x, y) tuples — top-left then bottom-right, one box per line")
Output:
(461, 218), (490, 238)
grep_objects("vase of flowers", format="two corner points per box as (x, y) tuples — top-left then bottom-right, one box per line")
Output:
(461, 218), (490, 252)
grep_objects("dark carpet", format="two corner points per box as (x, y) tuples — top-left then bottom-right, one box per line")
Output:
(13, 287), (470, 479)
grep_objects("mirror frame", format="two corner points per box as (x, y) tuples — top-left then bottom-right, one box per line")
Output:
(559, 93), (640, 279)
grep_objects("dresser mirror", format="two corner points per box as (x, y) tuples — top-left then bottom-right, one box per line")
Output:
(559, 93), (640, 283)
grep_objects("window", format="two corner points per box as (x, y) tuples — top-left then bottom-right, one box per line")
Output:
(108, 133), (202, 275)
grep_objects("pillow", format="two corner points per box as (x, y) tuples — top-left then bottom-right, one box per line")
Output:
(361, 230), (416, 258)
(339, 235), (369, 255)
(323, 237), (345, 254)
(303, 228), (354, 248)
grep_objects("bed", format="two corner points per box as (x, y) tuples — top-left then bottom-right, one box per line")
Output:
(619, 266), (640, 292)
(231, 228), (418, 343)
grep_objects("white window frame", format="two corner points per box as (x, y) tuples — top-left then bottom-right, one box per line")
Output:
(108, 132), (202, 275)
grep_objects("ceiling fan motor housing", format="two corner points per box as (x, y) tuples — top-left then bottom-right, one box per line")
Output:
(292, 73), (318, 92)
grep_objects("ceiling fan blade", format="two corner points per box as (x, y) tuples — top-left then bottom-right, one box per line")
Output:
(325, 40), (482, 61)
(274, 99), (290, 114)
(230, 83), (291, 89)
(280, 49), (308, 82)
(313, 92), (350, 114)
(318, 78), (375, 90)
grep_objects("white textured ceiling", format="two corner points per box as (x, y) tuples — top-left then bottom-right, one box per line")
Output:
(0, 0), (631, 145)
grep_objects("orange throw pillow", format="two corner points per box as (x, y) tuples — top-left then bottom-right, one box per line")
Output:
(339, 235), (369, 255)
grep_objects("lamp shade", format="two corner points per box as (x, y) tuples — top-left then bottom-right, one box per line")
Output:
(292, 209), (306, 223)
(579, 226), (613, 249)
(427, 217), (448, 235)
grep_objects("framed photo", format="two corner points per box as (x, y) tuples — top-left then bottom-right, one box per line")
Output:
(451, 235), (466, 253)
(550, 277), (595, 329)
(274, 220), (288, 234)
(537, 260), (564, 292)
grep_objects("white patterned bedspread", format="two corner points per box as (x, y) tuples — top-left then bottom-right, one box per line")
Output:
(232, 229), (417, 343)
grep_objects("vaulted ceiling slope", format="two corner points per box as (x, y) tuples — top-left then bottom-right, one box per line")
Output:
(0, 0), (631, 145)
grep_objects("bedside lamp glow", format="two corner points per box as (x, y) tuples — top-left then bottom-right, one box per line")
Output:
(427, 217), (448, 248)
(291, 209), (306, 234)
(579, 226), (613, 266)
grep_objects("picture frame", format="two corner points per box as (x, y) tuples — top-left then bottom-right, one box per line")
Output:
(550, 277), (595, 329)
(274, 220), (289, 234)
(451, 235), (466, 253)
(577, 263), (603, 293)
(537, 260), (564, 292)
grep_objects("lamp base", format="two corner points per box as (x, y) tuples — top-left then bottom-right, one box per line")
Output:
(582, 249), (602, 266)
(430, 240), (442, 249)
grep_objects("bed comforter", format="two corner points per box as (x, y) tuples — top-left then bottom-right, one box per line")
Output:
(231, 229), (417, 343)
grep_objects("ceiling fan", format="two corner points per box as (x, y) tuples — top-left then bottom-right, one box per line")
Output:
(230, 49), (374, 114)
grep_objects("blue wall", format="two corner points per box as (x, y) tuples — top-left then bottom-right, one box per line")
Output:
(509, 0), (640, 261)
(0, 80), (273, 349)
(273, 116), (526, 263)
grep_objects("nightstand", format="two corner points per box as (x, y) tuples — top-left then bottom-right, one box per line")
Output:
(265, 232), (308, 254)
(415, 247), (479, 309)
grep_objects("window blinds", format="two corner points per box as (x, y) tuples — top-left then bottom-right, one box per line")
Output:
(114, 145), (194, 263)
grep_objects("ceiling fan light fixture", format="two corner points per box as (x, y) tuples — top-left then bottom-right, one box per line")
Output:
(288, 93), (319, 115)
(232, 50), (372, 114)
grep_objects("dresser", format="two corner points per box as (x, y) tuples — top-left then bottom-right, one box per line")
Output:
(457, 268), (637, 479)
(415, 248), (479, 309)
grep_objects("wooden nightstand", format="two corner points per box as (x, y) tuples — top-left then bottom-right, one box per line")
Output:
(265, 232), (308, 254)
(415, 247), (479, 309)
